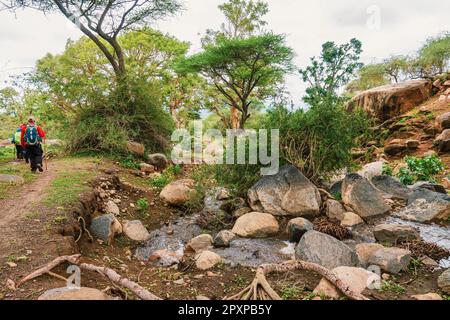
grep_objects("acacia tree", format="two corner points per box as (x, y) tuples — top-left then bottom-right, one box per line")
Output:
(1, 0), (182, 80)
(300, 38), (363, 106)
(177, 34), (294, 129)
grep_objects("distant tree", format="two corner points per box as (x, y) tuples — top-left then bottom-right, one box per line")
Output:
(177, 34), (294, 129)
(0, 87), (21, 116)
(203, 0), (268, 45)
(346, 63), (390, 93)
(1, 0), (182, 80)
(300, 38), (363, 106)
(383, 55), (409, 83)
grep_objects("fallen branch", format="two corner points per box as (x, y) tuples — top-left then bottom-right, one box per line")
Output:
(17, 254), (161, 300)
(225, 260), (369, 301)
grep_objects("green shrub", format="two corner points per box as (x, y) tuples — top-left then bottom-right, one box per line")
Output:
(265, 101), (372, 183)
(396, 155), (444, 185)
(382, 163), (393, 176)
(119, 155), (141, 170)
(137, 198), (149, 212)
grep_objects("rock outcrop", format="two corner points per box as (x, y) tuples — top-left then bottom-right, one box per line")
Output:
(347, 80), (432, 121)
(248, 165), (321, 217)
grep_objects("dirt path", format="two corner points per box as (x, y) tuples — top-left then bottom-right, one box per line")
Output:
(0, 162), (58, 229)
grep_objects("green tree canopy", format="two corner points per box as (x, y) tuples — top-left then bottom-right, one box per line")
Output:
(177, 34), (294, 128)
(300, 38), (363, 106)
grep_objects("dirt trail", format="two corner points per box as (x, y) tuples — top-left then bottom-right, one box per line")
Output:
(0, 161), (58, 228)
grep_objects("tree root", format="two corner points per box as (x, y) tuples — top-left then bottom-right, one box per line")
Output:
(225, 260), (369, 301)
(16, 254), (161, 300)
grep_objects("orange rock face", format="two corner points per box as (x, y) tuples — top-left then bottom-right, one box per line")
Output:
(347, 80), (432, 121)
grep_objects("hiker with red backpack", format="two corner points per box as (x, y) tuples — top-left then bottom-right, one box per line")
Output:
(21, 116), (46, 173)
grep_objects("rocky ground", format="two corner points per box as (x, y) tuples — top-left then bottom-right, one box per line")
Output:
(0, 79), (449, 301)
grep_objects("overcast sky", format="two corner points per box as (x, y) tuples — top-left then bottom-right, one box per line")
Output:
(1, 0), (449, 103)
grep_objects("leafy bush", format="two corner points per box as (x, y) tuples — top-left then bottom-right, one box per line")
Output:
(137, 198), (149, 212)
(396, 155), (444, 185)
(119, 155), (141, 170)
(382, 163), (394, 176)
(265, 101), (372, 183)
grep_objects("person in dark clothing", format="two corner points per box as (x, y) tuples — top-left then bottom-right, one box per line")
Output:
(22, 116), (46, 173)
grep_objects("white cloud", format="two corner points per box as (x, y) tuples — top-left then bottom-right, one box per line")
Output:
(1, 0), (449, 102)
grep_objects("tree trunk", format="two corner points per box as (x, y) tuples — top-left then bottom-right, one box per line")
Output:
(231, 105), (240, 129)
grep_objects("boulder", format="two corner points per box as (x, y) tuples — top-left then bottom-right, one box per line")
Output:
(286, 217), (314, 243)
(213, 230), (236, 248)
(159, 179), (195, 206)
(126, 141), (145, 156)
(325, 199), (347, 221)
(248, 165), (322, 217)
(147, 153), (169, 171)
(38, 287), (115, 300)
(355, 243), (384, 267)
(368, 247), (411, 274)
(436, 112), (450, 130)
(105, 200), (120, 216)
(295, 231), (358, 269)
(384, 144), (406, 156)
(371, 175), (411, 200)
(438, 268), (450, 294)
(122, 220), (150, 242)
(406, 139), (420, 149)
(347, 80), (432, 121)
(340, 212), (364, 227)
(139, 163), (155, 174)
(195, 251), (222, 270)
(186, 234), (214, 254)
(342, 174), (391, 219)
(396, 189), (450, 223)
(435, 129), (450, 152)
(90, 214), (122, 244)
(411, 181), (447, 195)
(356, 161), (384, 180)
(314, 266), (380, 299)
(329, 180), (343, 196)
(411, 293), (442, 300)
(373, 224), (420, 245)
(0, 174), (24, 185)
(232, 212), (279, 238)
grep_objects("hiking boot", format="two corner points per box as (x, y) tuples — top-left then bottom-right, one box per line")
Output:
(37, 164), (44, 172)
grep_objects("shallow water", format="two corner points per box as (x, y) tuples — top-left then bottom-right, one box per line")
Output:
(383, 216), (450, 268)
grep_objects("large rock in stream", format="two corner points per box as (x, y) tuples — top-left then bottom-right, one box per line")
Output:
(342, 174), (391, 219)
(295, 231), (358, 269)
(248, 165), (321, 217)
(347, 79), (432, 121)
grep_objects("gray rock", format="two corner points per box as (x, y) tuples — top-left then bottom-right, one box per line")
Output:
(368, 247), (411, 274)
(0, 174), (24, 185)
(286, 217), (314, 243)
(248, 165), (322, 217)
(395, 199), (449, 223)
(373, 224), (420, 245)
(435, 129), (450, 152)
(105, 200), (120, 215)
(122, 220), (150, 242)
(295, 231), (358, 269)
(147, 153), (169, 171)
(411, 181), (447, 195)
(325, 199), (347, 221)
(438, 268), (450, 294)
(329, 180), (343, 196)
(90, 214), (122, 244)
(342, 174), (391, 218)
(214, 230), (236, 248)
(371, 175), (411, 200)
(357, 161), (384, 180)
(384, 144), (406, 156)
(437, 112), (450, 130)
(408, 188), (450, 205)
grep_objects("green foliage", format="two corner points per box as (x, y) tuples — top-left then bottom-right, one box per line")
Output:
(280, 284), (303, 300)
(380, 280), (406, 295)
(396, 155), (445, 185)
(120, 155), (141, 170)
(300, 38), (363, 105)
(395, 155), (445, 185)
(382, 163), (394, 176)
(347, 63), (390, 93)
(177, 33), (294, 128)
(136, 198), (150, 212)
(414, 32), (450, 78)
(265, 101), (372, 182)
